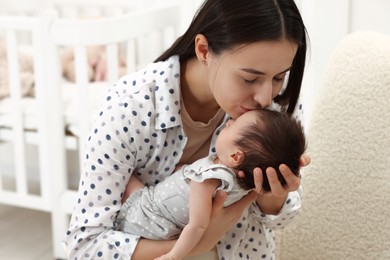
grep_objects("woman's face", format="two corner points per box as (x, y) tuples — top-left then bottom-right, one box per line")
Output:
(207, 39), (297, 119)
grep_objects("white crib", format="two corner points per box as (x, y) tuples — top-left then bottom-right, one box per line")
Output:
(0, 1), (184, 258)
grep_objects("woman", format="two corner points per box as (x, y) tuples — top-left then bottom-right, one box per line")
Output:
(65, 0), (310, 259)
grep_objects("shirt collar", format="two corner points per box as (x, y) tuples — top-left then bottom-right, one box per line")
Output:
(153, 55), (182, 130)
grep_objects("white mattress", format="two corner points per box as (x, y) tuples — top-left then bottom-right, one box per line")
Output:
(0, 80), (109, 137)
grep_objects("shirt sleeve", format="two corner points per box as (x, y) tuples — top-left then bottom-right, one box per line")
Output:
(65, 80), (143, 260)
(249, 186), (302, 230)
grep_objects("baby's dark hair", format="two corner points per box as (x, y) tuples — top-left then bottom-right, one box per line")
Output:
(234, 109), (306, 192)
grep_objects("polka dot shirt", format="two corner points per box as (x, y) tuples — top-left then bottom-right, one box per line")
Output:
(64, 55), (305, 260)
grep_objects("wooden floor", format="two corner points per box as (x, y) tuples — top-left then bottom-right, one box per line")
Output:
(0, 204), (54, 260)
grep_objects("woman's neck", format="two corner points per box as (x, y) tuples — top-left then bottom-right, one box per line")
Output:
(180, 58), (220, 123)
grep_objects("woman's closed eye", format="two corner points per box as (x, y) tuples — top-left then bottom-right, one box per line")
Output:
(273, 73), (287, 82)
(273, 76), (284, 82)
(243, 77), (257, 84)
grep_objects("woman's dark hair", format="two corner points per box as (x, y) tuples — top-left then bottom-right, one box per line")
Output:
(155, 0), (308, 114)
(234, 109), (306, 192)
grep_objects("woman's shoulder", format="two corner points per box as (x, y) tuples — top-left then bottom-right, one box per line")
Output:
(106, 55), (181, 101)
(128, 55), (180, 84)
(115, 56), (180, 93)
(101, 55), (182, 131)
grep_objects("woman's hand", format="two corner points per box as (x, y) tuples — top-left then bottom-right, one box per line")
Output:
(254, 154), (311, 214)
(188, 190), (257, 256)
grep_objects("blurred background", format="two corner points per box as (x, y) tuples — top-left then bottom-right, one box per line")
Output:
(0, 0), (389, 259)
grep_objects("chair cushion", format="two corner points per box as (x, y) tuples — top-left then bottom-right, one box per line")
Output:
(276, 31), (390, 260)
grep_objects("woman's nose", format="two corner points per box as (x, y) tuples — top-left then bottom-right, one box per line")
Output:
(253, 81), (273, 108)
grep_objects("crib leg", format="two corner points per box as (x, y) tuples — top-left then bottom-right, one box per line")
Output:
(51, 207), (69, 259)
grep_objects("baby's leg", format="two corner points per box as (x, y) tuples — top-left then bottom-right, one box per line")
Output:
(122, 175), (145, 203)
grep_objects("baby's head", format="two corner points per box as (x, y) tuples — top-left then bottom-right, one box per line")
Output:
(216, 109), (306, 192)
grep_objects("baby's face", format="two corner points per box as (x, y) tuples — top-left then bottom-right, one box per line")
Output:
(215, 110), (259, 165)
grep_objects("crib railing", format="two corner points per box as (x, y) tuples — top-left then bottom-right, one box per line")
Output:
(49, 4), (182, 258)
(48, 2), (181, 178)
(0, 15), (53, 211)
(0, 2), (183, 258)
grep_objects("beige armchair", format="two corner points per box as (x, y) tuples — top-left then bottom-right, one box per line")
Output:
(276, 31), (390, 260)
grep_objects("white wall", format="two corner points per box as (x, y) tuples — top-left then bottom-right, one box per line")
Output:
(350, 0), (390, 34)
(299, 0), (350, 128)
(299, 0), (390, 128)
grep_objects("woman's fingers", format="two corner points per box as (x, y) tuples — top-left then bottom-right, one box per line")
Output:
(256, 155), (309, 198)
(299, 154), (311, 168)
(253, 167), (263, 194)
(237, 170), (245, 178)
(266, 167), (285, 197)
(278, 164), (301, 191)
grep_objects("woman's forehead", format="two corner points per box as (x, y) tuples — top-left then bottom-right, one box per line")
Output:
(217, 40), (297, 73)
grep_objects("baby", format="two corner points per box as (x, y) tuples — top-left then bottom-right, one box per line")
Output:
(115, 109), (306, 260)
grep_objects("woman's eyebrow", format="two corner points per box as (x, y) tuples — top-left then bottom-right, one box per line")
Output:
(240, 67), (292, 75)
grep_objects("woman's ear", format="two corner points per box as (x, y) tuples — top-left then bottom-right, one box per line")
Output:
(229, 150), (245, 167)
(194, 34), (209, 65)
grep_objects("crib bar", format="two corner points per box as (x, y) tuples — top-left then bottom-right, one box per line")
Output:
(45, 37), (70, 260)
(6, 29), (28, 195)
(150, 31), (164, 63)
(74, 46), (90, 175)
(0, 128), (68, 145)
(52, 0), (141, 7)
(1, 190), (51, 211)
(50, 3), (182, 46)
(106, 44), (119, 83)
(32, 16), (52, 207)
(0, 16), (42, 30)
(126, 39), (137, 73)
(51, 0), (144, 16)
(137, 35), (147, 69)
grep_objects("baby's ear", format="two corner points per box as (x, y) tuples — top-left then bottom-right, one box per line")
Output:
(229, 150), (245, 167)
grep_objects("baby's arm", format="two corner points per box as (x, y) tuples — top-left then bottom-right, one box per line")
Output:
(157, 178), (220, 260)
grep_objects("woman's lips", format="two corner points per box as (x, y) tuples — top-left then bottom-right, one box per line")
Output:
(240, 106), (254, 113)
